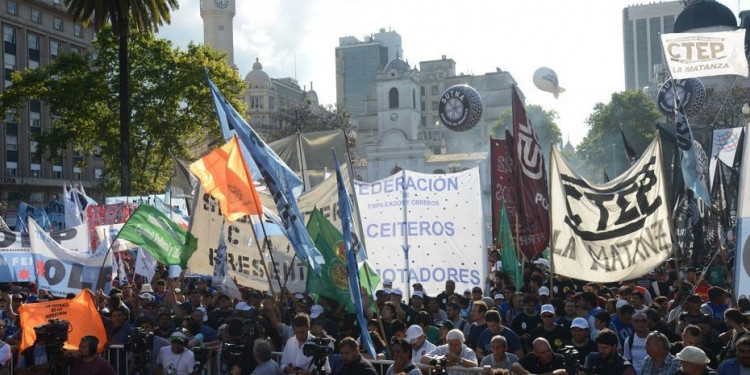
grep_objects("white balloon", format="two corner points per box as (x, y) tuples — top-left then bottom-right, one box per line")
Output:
(533, 67), (566, 99)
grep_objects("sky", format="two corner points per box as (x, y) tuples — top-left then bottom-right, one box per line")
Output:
(157, 0), (749, 147)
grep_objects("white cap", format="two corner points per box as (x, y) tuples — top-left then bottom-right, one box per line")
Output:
(235, 301), (252, 311)
(170, 331), (189, 342)
(413, 291), (424, 299)
(392, 288), (403, 296)
(571, 317), (589, 329)
(539, 286), (550, 296)
(294, 293), (305, 300)
(534, 258), (551, 268)
(616, 299), (630, 309)
(310, 305), (324, 319)
(494, 293), (505, 301)
(405, 325), (423, 344)
(139, 293), (155, 302)
(383, 278), (393, 287)
(197, 306), (208, 322)
(540, 304), (555, 316)
(463, 288), (471, 294)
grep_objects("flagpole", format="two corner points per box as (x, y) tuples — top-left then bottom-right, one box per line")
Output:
(257, 217), (285, 292)
(401, 169), (411, 300)
(247, 217), (276, 293)
(548, 144), (554, 293)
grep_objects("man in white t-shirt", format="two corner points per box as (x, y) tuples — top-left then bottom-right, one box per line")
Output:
(406, 325), (436, 359)
(156, 331), (196, 375)
(280, 313), (330, 374)
(623, 312), (649, 374)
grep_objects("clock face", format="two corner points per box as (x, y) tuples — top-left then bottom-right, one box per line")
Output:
(390, 112), (399, 122)
(215, 0), (229, 9)
(443, 97), (465, 122)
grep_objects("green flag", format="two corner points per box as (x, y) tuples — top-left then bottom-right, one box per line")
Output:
(117, 204), (197, 268)
(498, 202), (523, 291)
(306, 208), (379, 312)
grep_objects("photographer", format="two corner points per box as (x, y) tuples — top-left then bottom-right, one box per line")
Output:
(281, 313), (331, 374)
(219, 318), (257, 375)
(155, 331), (196, 375)
(338, 337), (377, 375)
(128, 317), (170, 375)
(579, 329), (636, 375)
(510, 338), (567, 375)
(420, 329), (478, 368)
(16, 337), (52, 375)
(251, 339), (281, 375)
(65, 336), (115, 374)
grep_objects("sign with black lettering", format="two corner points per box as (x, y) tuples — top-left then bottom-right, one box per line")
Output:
(549, 137), (674, 282)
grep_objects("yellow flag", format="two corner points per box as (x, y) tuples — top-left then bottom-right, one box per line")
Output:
(190, 135), (263, 221)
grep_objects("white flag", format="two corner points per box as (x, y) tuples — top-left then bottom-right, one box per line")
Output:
(63, 183), (83, 228)
(661, 30), (749, 79)
(117, 255), (128, 284)
(134, 248), (156, 282)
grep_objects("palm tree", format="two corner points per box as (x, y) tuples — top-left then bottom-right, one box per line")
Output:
(63, 0), (179, 195)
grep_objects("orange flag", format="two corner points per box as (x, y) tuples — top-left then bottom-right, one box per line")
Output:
(18, 289), (107, 355)
(190, 134), (263, 221)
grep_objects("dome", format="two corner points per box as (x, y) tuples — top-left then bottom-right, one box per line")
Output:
(383, 58), (411, 74)
(674, 1), (737, 32)
(244, 58), (272, 88)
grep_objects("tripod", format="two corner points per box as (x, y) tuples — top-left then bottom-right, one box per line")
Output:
(129, 351), (152, 375)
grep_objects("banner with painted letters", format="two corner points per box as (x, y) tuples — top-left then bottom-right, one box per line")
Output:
(549, 138), (673, 282)
(28, 219), (112, 297)
(661, 30), (749, 79)
(354, 168), (484, 295)
(0, 223), (89, 282)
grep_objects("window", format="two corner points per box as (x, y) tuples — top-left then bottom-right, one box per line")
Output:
(251, 96), (263, 109)
(95, 168), (103, 181)
(421, 116), (426, 126)
(389, 87), (399, 109)
(29, 99), (41, 129)
(431, 85), (438, 95)
(52, 165), (62, 179)
(4, 26), (16, 88)
(73, 167), (82, 180)
(53, 17), (63, 31)
(5, 135), (17, 151)
(29, 140), (40, 164)
(31, 9), (41, 23)
(6, 162), (17, 177)
(420, 101), (425, 111)
(218, 25), (224, 31)
(30, 162), (40, 178)
(413, 89), (416, 109)
(432, 101), (438, 111)
(7, 1), (17, 15)
(50, 39), (60, 60)
(53, 0), (62, 6)
(74, 24), (83, 38)
(70, 46), (80, 56)
(420, 86), (425, 95)
(28, 34), (40, 69)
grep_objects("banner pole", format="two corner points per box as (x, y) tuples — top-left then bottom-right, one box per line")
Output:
(548, 144), (554, 292)
(401, 169), (411, 300)
(256, 217), (285, 292)
(247, 217), (276, 293)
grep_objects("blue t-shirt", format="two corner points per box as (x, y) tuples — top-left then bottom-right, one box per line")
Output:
(468, 322), (487, 349)
(477, 326), (522, 356)
(611, 314), (634, 345)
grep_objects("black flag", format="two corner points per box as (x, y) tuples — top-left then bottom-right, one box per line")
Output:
(621, 129), (638, 166)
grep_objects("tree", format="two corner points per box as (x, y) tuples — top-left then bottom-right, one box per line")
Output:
(688, 86), (750, 129)
(575, 90), (660, 181)
(63, 0), (179, 195)
(0, 27), (246, 196)
(269, 102), (352, 141)
(491, 103), (563, 165)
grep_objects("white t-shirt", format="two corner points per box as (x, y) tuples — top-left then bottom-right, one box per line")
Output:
(413, 340), (437, 360)
(0, 342), (9, 367)
(156, 346), (196, 375)
(624, 334), (648, 375)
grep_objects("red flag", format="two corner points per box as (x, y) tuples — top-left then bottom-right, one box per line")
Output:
(491, 136), (516, 242)
(512, 85), (550, 257)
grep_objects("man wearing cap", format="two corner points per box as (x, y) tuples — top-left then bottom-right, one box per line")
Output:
(530, 304), (571, 351)
(406, 291), (426, 326)
(155, 330), (196, 375)
(421, 328), (478, 368)
(472, 286), (484, 302)
(718, 335), (750, 375)
(436, 280), (458, 310)
(435, 320), (454, 345)
(539, 286), (552, 306)
(581, 329), (636, 375)
(511, 338), (567, 375)
(390, 288), (409, 321)
(477, 309), (523, 359)
(406, 325), (436, 359)
(676, 347), (718, 375)
(565, 317), (597, 365)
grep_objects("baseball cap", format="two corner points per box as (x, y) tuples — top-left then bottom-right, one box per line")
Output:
(294, 293), (305, 300)
(539, 286), (550, 296)
(436, 320), (454, 330)
(616, 299), (629, 309)
(139, 293), (155, 302)
(170, 330), (189, 343)
(676, 346), (710, 364)
(540, 304), (555, 316)
(405, 325), (423, 344)
(413, 291), (424, 299)
(383, 278), (394, 287)
(494, 293), (505, 301)
(310, 305), (324, 319)
(463, 288), (471, 294)
(392, 288), (403, 296)
(571, 317), (589, 329)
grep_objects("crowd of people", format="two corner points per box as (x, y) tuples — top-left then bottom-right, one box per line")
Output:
(0, 248), (744, 375)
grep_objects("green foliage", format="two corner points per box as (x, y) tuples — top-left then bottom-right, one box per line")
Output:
(0, 27), (246, 195)
(269, 102), (352, 141)
(575, 90), (659, 181)
(689, 86), (750, 129)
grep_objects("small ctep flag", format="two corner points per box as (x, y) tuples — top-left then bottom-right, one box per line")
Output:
(189, 135), (263, 221)
(661, 30), (749, 79)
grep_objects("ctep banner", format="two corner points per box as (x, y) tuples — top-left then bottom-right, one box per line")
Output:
(354, 168), (485, 295)
(661, 30), (749, 79)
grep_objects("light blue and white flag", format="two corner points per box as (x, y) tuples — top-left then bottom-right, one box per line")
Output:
(63, 183), (84, 228)
(17, 202), (50, 233)
(206, 74), (324, 273)
(333, 149), (375, 357)
(675, 99), (711, 204)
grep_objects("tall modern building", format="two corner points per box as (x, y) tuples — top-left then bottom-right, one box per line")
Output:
(200, 0), (235, 67)
(335, 28), (402, 118)
(623, 1), (684, 91)
(0, 0), (99, 212)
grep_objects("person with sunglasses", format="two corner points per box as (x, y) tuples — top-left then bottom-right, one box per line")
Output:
(624, 312), (650, 374)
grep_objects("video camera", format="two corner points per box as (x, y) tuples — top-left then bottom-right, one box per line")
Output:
(192, 346), (209, 372)
(429, 355), (448, 375)
(34, 319), (69, 344)
(125, 327), (154, 353)
(220, 318), (264, 371)
(557, 345), (581, 375)
(302, 337), (333, 358)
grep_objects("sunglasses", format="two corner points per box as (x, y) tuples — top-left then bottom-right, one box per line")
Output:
(633, 319), (648, 322)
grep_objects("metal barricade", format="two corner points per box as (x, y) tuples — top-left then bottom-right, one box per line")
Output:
(106, 344), (129, 374)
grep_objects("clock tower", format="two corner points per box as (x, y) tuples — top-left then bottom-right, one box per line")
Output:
(200, 0), (236, 67)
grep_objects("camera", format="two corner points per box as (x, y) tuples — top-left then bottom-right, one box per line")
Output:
(302, 337), (333, 358)
(125, 327), (154, 353)
(557, 345), (581, 375)
(221, 342), (246, 368)
(429, 355), (448, 375)
(192, 346), (209, 372)
(34, 319), (70, 360)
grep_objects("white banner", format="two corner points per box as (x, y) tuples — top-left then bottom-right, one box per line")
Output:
(661, 30), (749, 79)
(710, 127), (743, 187)
(29, 219), (112, 297)
(735, 121), (750, 300)
(549, 138), (673, 282)
(355, 168), (485, 295)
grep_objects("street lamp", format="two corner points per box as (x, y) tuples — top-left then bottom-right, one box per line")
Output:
(742, 103), (750, 123)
